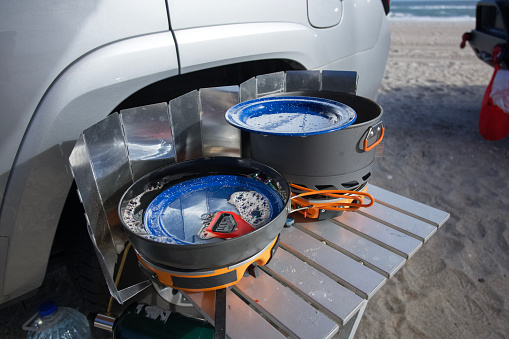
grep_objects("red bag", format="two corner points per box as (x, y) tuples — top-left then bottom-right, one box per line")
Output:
(479, 51), (509, 140)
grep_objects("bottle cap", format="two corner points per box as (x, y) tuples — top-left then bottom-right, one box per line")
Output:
(38, 301), (58, 317)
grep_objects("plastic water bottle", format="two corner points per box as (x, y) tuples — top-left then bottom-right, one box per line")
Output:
(22, 301), (91, 339)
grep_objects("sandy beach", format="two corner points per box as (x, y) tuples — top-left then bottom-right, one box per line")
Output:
(357, 21), (509, 338)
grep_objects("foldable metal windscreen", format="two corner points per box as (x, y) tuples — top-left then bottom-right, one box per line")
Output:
(68, 70), (358, 303)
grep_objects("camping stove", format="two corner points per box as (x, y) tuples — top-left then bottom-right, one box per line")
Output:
(116, 156), (290, 299)
(136, 237), (279, 292)
(290, 182), (370, 220)
(68, 69), (376, 306)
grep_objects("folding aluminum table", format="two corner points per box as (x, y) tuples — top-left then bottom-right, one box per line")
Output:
(182, 185), (449, 339)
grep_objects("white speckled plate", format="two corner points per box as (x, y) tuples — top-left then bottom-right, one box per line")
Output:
(143, 175), (285, 244)
(225, 96), (356, 136)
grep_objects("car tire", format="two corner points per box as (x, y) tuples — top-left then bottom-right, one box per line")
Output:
(59, 185), (110, 314)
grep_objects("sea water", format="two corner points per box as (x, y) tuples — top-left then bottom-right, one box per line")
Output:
(389, 0), (477, 22)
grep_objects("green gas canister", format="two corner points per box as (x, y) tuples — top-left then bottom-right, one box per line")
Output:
(96, 302), (214, 338)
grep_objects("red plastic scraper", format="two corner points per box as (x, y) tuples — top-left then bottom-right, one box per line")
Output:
(198, 211), (255, 240)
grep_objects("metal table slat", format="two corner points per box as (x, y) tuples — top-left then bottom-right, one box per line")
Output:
(358, 202), (437, 242)
(367, 185), (450, 227)
(264, 247), (365, 325)
(280, 227), (386, 299)
(183, 289), (287, 339)
(295, 219), (406, 278)
(334, 212), (422, 259)
(233, 270), (339, 339)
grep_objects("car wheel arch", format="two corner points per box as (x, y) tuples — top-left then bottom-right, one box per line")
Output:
(0, 52), (303, 304)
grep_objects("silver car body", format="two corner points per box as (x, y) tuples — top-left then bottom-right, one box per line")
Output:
(0, 0), (389, 304)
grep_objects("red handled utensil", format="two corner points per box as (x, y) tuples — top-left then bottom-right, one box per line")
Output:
(198, 211), (255, 240)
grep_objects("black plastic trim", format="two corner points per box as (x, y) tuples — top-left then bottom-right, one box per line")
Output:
(171, 271), (238, 290)
(381, 0), (390, 15)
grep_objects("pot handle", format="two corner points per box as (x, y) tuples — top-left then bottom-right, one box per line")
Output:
(289, 183), (374, 213)
(364, 121), (385, 152)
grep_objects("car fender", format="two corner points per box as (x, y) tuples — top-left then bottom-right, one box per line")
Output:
(0, 31), (178, 302)
(318, 14), (391, 99)
(0, 0), (170, 208)
(176, 22), (329, 74)
(174, 1), (388, 98)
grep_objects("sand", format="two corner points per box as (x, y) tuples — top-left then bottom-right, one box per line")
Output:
(356, 21), (509, 339)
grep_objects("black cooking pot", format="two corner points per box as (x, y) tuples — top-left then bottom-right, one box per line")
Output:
(248, 91), (384, 191)
(118, 157), (290, 270)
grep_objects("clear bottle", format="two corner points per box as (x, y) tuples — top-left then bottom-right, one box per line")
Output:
(22, 301), (91, 339)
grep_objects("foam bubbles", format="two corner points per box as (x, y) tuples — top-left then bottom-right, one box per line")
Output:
(229, 191), (271, 228)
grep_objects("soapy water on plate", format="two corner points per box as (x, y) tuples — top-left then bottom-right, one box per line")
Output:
(245, 112), (339, 134)
(229, 191), (271, 228)
(123, 175), (284, 245)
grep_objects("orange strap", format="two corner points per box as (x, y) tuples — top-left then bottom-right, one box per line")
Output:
(290, 183), (374, 212)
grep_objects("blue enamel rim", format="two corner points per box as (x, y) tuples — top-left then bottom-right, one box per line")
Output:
(225, 96), (356, 136)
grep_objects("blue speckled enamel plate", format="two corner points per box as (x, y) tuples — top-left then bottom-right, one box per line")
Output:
(143, 175), (285, 245)
(225, 96), (356, 136)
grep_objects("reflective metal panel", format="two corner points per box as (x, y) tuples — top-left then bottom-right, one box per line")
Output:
(239, 76), (257, 102)
(71, 130), (151, 304)
(240, 70), (358, 103)
(120, 102), (175, 181)
(255, 71), (286, 96)
(169, 90), (203, 162)
(321, 70), (358, 94)
(200, 86), (241, 157)
(285, 70), (321, 92)
(70, 135), (116, 256)
(69, 135), (121, 300)
(82, 113), (132, 251)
